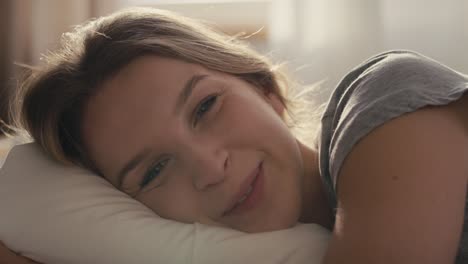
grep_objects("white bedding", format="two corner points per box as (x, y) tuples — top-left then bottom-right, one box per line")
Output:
(0, 143), (330, 264)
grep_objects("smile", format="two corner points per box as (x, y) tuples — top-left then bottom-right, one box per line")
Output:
(223, 162), (264, 216)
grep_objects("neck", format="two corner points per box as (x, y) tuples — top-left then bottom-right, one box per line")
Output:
(297, 140), (334, 231)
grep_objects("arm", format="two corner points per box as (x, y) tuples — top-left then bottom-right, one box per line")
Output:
(323, 105), (468, 264)
(0, 242), (42, 264)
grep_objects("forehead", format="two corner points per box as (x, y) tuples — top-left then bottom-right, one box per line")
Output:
(85, 55), (206, 125)
(81, 56), (209, 177)
(106, 56), (206, 95)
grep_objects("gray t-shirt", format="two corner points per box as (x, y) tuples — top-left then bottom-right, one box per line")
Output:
(318, 50), (468, 262)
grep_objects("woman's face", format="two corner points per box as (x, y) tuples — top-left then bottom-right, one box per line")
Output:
(81, 55), (307, 233)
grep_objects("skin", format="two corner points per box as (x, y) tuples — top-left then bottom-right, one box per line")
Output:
(80, 55), (333, 233)
(0, 242), (39, 264)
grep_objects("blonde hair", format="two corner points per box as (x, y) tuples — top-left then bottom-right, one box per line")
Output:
(12, 7), (324, 172)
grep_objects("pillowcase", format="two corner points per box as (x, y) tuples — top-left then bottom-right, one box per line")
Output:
(0, 143), (330, 264)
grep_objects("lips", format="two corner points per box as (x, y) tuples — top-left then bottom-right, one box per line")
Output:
(222, 162), (263, 216)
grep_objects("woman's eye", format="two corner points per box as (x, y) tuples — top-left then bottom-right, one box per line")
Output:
(141, 159), (168, 188)
(193, 94), (218, 125)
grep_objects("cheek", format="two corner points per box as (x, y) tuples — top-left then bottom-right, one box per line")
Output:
(136, 183), (199, 223)
(220, 95), (284, 138)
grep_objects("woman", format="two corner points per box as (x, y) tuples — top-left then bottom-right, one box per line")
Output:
(2, 7), (468, 264)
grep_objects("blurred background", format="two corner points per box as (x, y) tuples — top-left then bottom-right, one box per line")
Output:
(1, 0), (468, 163)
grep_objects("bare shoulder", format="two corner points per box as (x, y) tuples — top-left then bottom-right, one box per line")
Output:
(0, 242), (41, 264)
(323, 98), (468, 264)
(448, 92), (468, 135)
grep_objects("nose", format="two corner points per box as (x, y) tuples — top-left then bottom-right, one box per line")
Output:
(188, 143), (228, 191)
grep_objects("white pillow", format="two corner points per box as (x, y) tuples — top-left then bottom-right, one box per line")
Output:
(0, 143), (330, 264)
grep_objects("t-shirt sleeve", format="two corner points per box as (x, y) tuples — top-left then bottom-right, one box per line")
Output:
(318, 50), (468, 209)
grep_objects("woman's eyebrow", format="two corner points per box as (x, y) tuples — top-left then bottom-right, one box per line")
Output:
(117, 74), (208, 188)
(173, 74), (208, 116)
(117, 148), (150, 189)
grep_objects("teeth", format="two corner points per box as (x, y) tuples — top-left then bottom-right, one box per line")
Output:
(236, 185), (253, 205)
